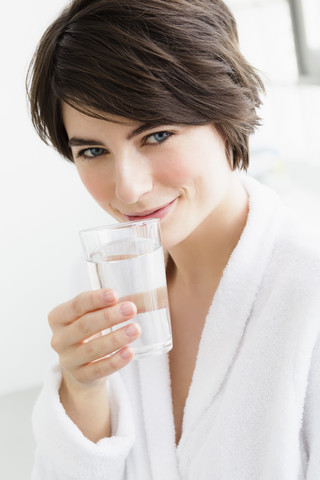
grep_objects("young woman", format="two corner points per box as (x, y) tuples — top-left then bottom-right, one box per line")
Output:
(27, 0), (320, 478)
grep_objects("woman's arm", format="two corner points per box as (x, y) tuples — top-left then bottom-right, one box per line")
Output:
(31, 288), (141, 479)
(31, 362), (135, 480)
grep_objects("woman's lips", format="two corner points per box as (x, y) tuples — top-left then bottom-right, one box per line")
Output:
(124, 199), (177, 222)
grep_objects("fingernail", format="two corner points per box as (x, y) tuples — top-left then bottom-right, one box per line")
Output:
(120, 347), (133, 360)
(103, 290), (114, 303)
(124, 323), (139, 337)
(119, 302), (134, 316)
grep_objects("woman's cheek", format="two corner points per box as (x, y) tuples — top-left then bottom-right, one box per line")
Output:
(77, 168), (112, 204)
(156, 156), (195, 186)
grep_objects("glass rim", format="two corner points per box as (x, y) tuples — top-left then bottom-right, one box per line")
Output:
(79, 218), (160, 236)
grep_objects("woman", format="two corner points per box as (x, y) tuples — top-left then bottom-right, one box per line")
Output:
(27, 0), (320, 478)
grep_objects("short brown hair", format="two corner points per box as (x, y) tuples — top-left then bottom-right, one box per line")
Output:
(26, 0), (264, 169)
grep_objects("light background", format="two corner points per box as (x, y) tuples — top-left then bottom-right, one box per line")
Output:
(0, 0), (319, 477)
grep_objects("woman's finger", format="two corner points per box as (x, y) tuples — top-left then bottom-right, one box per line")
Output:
(53, 301), (137, 351)
(73, 346), (136, 384)
(48, 288), (118, 330)
(61, 321), (141, 369)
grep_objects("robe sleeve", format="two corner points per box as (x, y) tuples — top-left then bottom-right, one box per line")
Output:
(31, 361), (134, 480)
(304, 332), (320, 479)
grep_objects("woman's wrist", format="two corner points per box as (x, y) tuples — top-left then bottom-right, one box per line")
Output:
(59, 370), (111, 442)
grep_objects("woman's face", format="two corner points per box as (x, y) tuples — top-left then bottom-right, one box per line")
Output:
(62, 103), (235, 249)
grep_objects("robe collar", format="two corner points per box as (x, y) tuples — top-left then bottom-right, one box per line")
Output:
(137, 175), (284, 474)
(180, 176), (284, 440)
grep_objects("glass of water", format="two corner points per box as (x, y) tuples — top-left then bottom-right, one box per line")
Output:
(79, 219), (173, 359)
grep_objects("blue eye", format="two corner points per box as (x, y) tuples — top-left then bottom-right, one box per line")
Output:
(146, 131), (171, 144)
(81, 147), (105, 158)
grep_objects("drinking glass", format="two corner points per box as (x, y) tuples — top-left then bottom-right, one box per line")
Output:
(79, 219), (172, 359)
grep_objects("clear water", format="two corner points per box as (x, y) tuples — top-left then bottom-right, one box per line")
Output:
(86, 245), (172, 358)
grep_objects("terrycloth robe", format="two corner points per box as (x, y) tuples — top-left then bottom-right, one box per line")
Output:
(32, 175), (320, 479)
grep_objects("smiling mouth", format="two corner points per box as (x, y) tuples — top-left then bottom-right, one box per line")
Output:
(123, 199), (177, 222)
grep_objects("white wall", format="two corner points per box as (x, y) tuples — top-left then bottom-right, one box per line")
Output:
(226, 0), (320, 220)
(0, 1), (112, 395)
(1, 0), (319, 396)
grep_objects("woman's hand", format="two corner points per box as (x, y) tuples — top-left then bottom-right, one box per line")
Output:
(49, 288), (141, 388)
(48, 289), (141, 442)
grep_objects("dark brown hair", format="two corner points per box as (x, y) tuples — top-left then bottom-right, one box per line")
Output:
(26, 0), (265, 169)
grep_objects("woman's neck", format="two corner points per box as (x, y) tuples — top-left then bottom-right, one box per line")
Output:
(167, 175), (249, 294)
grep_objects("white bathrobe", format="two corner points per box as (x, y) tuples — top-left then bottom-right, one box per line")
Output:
(32, 175), (320, 480)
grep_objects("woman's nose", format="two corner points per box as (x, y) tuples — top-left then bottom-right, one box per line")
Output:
(114, 154), (153, 204)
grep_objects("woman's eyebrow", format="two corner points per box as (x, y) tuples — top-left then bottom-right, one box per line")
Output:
(126, 122), (159, 140)
(68, 138), (105, 147)
(68, 123), (162, 147)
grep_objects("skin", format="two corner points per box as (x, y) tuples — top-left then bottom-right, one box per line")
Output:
(52, 102), (249, 443)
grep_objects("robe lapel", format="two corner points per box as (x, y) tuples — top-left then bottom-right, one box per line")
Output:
(137, 354), (180, 480)
(180, 176), (285, 443)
